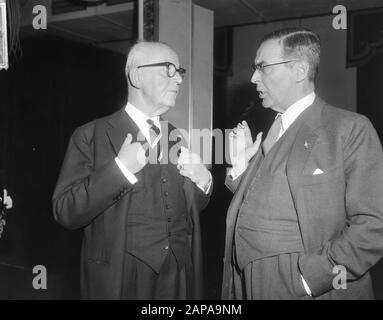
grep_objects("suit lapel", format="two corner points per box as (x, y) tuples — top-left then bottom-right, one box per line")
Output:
(286, 97), (326, 247)
(286, 97), (325, 190)
(106, 108), (141, 156)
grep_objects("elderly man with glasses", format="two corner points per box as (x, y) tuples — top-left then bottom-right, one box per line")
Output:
(222, 27), (383, 300)
(53, 41), (212, 300)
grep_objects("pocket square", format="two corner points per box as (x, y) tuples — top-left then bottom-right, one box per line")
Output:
(313, 168), (324, 175)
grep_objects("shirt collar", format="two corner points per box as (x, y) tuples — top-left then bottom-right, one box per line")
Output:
(124, 102), (161, 146)
(280, 91), (316, 132)
(125, 102), (160, 129)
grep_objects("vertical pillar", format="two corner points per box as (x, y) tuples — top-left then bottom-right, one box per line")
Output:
(157, 0), (214, 161)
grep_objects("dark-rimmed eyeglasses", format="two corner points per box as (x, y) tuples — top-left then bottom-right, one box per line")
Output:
(251, 60), (298, 74)
(137, 62), (186, 79)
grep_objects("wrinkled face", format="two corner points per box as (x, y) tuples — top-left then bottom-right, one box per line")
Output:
(139, 47), (183, 116)
(251, 39), (296, 113)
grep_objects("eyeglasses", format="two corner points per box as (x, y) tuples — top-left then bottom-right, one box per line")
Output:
(251, 60), (298, 74)
(137, 62), (186, 79)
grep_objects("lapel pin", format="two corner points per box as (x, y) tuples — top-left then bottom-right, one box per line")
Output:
(304, 141), (309, 149)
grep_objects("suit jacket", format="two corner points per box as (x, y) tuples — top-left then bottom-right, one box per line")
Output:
(52, 108), (211, 299)
(222, 97), (383, 299)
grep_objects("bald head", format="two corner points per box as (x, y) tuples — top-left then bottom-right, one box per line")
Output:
(125, 41), (183, 117)
(125, 41), (177, 75)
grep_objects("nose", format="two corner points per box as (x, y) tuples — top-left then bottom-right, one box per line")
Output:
(174, 71), (183, 85)
(251, 69), (261, 84)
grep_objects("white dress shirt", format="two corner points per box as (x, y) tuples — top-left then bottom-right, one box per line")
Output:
(115, 102), (211, 193)
(114, 102), (161, 184)
(276, 91), (316, 140)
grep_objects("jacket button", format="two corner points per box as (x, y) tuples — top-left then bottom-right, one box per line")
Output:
(165, 245), (169, 250)
(167, 217), (172, 222)
(162, 178), (167, 183)
(165, 204), (171, 209)
(164, 191), (169, 196)
(168, 232), (171, 237)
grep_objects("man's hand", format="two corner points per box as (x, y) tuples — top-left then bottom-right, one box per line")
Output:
(117, 133), (148, 174)
(177, 147), (210, 190)
(229, 121), (262, 176)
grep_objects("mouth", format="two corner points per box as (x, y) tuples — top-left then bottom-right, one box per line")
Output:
(257, 89), (266, 99)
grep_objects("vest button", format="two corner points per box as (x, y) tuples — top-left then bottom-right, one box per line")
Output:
(168, 232), (171, 237)
(167, 217), (172, 222)
(161, 178), (167, 183)
(164, 191), (169, 196)
(165, 245), (169, 250)
(165, 204), (171, 209)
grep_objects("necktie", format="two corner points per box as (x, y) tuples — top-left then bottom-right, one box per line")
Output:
(262, 114), (282, 155)
(146, 119), (161, 144)
(146, 119), (161, 161)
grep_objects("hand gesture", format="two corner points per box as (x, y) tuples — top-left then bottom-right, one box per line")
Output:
(177, 147), (210, 189)
(117, 133), (148, 174)
(229, 121), (262, 175)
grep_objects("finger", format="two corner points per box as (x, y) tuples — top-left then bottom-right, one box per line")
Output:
(124, 133), (132, 145)
(248, 132), (263, 158)
(178, 146), (191, 157)
(236, 128), (245, 136)
(137, 147), (148, 165)
(178, 169), (188, 177)
(229, 131), (238, 139)
(138, 142), (149, 157)
(242, 121), (251, 135)
(180, 154), (198, 164)
(178, 157), (191, 167)
(256, 131), (263, 140)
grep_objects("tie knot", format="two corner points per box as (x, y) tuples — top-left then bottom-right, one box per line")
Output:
(146, 119), (160, 137)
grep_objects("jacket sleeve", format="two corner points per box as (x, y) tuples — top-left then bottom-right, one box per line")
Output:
(192, 174), (213, 213)
(299, 116), (383, 297)
(225, 173), (243, 194)
(183, 173), (212, 214)
(52, 126), (140, 230)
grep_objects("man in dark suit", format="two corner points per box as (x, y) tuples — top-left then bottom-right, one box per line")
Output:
(222, 27), (383, 299)
(53, 41), (212, 299)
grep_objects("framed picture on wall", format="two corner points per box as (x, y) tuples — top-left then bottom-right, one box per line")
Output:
(0, 0), (8, 70)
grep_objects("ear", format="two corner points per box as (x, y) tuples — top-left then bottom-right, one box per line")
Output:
(294, 60), (310, 82)
(128, 68), (142, 89)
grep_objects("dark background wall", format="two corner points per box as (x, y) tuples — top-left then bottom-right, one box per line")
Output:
(357, 52), (383, 299)
(0, 36), (126, 298)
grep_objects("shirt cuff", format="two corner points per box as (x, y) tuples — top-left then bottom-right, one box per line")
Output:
(115, 157), (138, 185)
(229, 167), (246, 181)
(197, 171), (212, 194)
(301, 274), (313, 296)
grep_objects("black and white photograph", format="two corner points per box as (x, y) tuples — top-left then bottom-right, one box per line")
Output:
(1, 0), (383, 307)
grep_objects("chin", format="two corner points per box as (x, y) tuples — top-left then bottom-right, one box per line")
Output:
(154, 106), (170, 116)
(261, 100), (272, 109)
